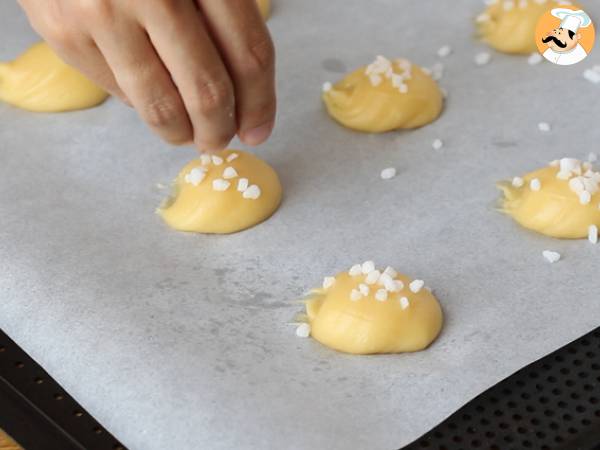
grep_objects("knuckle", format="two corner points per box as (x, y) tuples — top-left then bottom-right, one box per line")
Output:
(78, 0), (115, 23)
(191, 77), (233, 115)
(239, 35), (275, 77)
(45, 28), (76, 51)
(142, 96), (182, 129)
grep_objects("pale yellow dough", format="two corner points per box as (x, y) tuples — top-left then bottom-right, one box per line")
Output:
(257, 0), (271, 20)
(0, 42), (108, 112)
(476, 0), (578, 54)
(302, 268), (443, 355)
(159, 150), (282, 234)
(499, 160), (600, 239)
(322, 56), (443, 133)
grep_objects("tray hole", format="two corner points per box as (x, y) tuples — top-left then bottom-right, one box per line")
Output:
(15, 361), (24, 368)
(54, 393), (64, 401)
(34, 377), (44, 384)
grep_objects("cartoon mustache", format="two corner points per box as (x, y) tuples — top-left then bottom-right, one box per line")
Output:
(542, 35), (567, 48)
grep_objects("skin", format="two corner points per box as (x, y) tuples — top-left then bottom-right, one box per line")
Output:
(17, 0), (276, 152)
(542, 27), (581, 53)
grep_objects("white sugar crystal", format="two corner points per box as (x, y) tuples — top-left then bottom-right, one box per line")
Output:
(211, 155), (224, 166)
(380, 167), (397, 180)
(475, 52), (492, 66)
(322, 81), (332, 92)
(583, 68), (600, 84)
(432, 139), (444, 150)
(212, 179), (230, 191)
(528, 53), (543, 65)
(184, 167), (206, 186)
(512, 177), (525, 187)
(383, 277), (398, 292)
(557, 171), (572, 180)
(530, 178), (541, 191)
(398, 84), (408, 94)
(518, 0), (527, 8)
(350, 289), (362, 301)
(226, 153), (239, 162)
(378, 272), (393, 287)
(365, 270), (381, 285)
(349, 264), (363, 276)
(223, 166), (238, 179)
(579, 191), (592, 205)
(295, 323), (311, 338)
(538, 122), (551, 132)
(375, 289), (388, 302)
(399, 297), (410, 310)
(437, 45), (452, 58)
(542, 250), (561, 264)
(361, 261), (375, 274)
(549, 160), (560, 168)
(588, 152), (598, 163)
(503, 0), (514, 10)
(242, 185), (261, 200)
(368, 73), (382, 86)
(383, 266), (398, 278)
(358, 283), (370, 296)
(409, 279), (425, 293)
(560, 158), (582, 175)
(200, 154), (212, 165)
(391, 280), (404, 292)
(589, 225), (599, 244)
(237, 178), (249, 192)
(322, 276), (335, 289)
(569, 177), (585, 194)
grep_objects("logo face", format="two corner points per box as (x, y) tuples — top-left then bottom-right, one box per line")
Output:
(535, 6), (595, 66)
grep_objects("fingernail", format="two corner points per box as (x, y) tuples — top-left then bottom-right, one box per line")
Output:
(241, 121), (273, 146)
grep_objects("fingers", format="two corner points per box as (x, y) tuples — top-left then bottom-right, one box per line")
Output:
(141, 0), (237, 152)
(17, 0), (128, 104)
(54, 40), (130, 105)
(198, 0), (276, 146)
(92, 18), (194, 145)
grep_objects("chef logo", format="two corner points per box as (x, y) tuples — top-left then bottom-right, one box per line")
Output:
(535, 6), (595, 66)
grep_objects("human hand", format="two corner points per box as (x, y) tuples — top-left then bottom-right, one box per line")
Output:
(18, 0), (276, 151)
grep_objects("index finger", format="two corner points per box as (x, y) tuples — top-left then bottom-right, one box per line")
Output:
(198, 0), (276, 146)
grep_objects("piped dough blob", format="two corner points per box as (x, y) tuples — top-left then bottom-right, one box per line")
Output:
(257, 0), (271, 20)
(159, 150), (282, 234)
(476, 0), (578, 54)
(499, 158), (600, 238)
(300, 263), (443, 355)
(0, 42), (108, 112)
(322, 56), (443, 133)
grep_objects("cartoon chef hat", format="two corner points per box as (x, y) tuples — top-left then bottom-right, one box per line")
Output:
(551, 8), (592, 33)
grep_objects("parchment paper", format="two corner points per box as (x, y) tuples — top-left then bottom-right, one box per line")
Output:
(1, 1), (600, 449)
